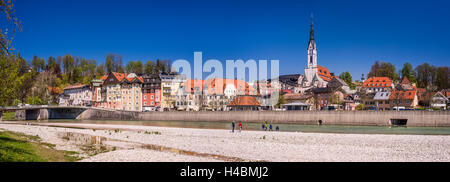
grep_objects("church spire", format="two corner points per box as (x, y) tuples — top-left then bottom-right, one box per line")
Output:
(310, 14), (314, 41)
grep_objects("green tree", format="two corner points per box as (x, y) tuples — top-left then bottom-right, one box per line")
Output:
(96, 63), (105, 77)
(338, 71), (354, 89)
(401, 62), (416, 84)
(105, 53), (123, 73)
(72, 66), (83, 84)
(26, 96), (45, 105)
(436, 66), (449, 90)
(62, 54), (74, 75)
(126, 60), (144, 74)
(0, 0), (22, 56)
(144, 60), (155, 74)
(367, 60), (399, 82)
(31, 55), (45, 72)
(0, 54), (23, 106)
(47, 56), (56, 73)
(415, 63), (436, 89)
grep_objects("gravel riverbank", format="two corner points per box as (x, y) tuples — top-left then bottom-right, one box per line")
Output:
(0, 121), (449, 162)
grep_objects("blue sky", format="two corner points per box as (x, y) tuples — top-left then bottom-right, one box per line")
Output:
(10, 0), (450, 80)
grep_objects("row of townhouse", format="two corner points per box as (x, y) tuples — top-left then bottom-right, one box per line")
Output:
(175, 78), (260, 111)
(359, 77), (418, 110)
(60, 71), (279, 111)
(358, 77), (449, 110)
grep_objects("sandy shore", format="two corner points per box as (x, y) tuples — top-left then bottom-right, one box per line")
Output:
(0, 121), (449, 162)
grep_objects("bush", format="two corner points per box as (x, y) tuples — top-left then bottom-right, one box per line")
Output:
(13, 99), (21, 106)
(356, 104), (364, 110)
(26, 96), (46, 105)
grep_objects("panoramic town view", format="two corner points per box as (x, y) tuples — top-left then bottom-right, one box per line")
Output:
(0, 0), (449, 164)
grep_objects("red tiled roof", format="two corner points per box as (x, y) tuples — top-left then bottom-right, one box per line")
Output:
(113, 72), (127, 82)
(228, 96), (260, 106)
(137, 76), (144, 83)
(283, 93), (313, 100)
(205, 78), (251, 95)
(183, 79), (205, 93)
(401, 77), (411, 85)
(64, 83), (89, 90)
(389, 90), (416, 100)
(317, 65), (332, 82)
(362, 77), (392, 88)
(100, 75), (108, 81)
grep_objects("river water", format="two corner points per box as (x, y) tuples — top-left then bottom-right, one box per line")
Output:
(43, 120), (450, 135)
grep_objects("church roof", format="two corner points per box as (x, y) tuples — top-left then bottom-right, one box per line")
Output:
(317, 65), (332, 82)
(308, 17), (316, 49)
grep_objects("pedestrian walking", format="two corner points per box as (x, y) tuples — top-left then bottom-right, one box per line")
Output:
(264, 122), (268, 131)
(269, 124), (273, 131)
(276, 125), (279, 131)
(238, 121), (243, 132)
(261, 123), (265, 131)
(232, 121), (235, 133)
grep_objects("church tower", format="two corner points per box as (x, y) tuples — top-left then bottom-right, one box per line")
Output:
(307, 17), (317, 69)
(301, 15), (328, 89)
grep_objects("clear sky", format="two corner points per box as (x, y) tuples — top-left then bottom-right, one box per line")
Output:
(10, 0), (450, 80)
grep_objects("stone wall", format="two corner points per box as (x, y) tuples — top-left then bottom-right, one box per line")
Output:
(77, 109), (450, 127)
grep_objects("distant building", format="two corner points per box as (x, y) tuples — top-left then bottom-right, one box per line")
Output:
(142, 74), (161, 111)
(362, 77), (393, 92)
(120, 73), (143, 111)
(90, 78), (103, 107)
(227, 96), (261, 111)
(256, 81), (280, 110)
(160, 73), (184, 110)
(430, 91), (448, 110)
(300, 18), (332, 90)
(277, 74), (303, 93)
(60, 83), (92, 106)
(359, 92), (377, 110)
(389, 90), (418, 109)
(176, 79), (204, 111)
(342, 94), (356, 111)
(373, 91), (391, 110)
(102, 72), (127, 110)
(282, 101), (310, 110)
(283, 92), (315, 110)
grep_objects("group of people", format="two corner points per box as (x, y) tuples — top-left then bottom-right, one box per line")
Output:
(231, 121), (243, 133)
(262, 121), (279, 131)
(230, 121), (279, 133)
